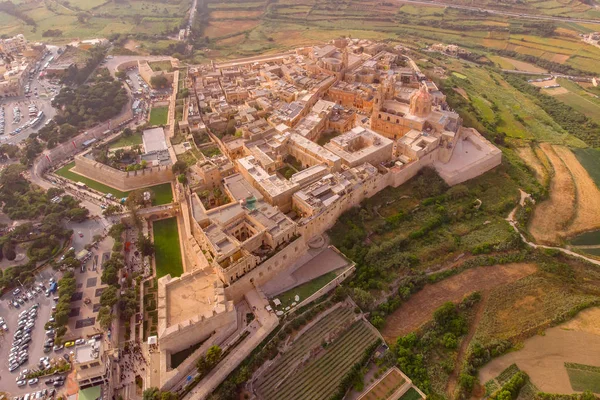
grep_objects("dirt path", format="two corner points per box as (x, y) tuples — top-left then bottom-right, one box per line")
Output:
(446, 293), (489, 396)
(381, 263), (538, 342)
(529, 143), (576, 244)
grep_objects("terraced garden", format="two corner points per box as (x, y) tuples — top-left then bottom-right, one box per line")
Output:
(256, 306), (378, 400)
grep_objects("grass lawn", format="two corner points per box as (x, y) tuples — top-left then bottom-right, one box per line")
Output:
(149, 107), (169, 126)
(272, 270), (340, 310)
(153, 217), (183, 279)
(398, 387), (424, 400)
(148, 60), (173, 72)
(108, 132), (143, 149)
(150, 183), (174, 205)
(55, 162), (130, 198)
(566, 364), (600, 393)
(54, 162), (173, 204)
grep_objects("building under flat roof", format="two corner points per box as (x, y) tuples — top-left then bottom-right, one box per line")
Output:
(142, 127), (168, 153)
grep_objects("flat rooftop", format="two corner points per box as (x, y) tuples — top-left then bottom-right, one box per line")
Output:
(166, 272), (219, 326)
(74, 340), (103, 364)
(143, 127), (168, 153)
(223, 173), (264, 202)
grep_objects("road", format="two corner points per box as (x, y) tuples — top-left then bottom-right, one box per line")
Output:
(393, 0), (600, 24)
(500, 69), (593, 79)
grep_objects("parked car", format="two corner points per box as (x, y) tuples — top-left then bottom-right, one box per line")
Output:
(64, 341), (75, 348)
(28, 378), (39, 385)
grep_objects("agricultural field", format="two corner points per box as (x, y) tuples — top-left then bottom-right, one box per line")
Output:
(479, 307), (600, 395)
(153, 217), (184, 278)
(527, 144), (600, 244)
(547, 79), (600, 124)
(0, 0), (193, 42)
(434, 59), (584, 146)
(566, 363), (600, 393)
(574, 148), (600, 189)
(381, 263), (537, 341)
(255, 306), (379, 400)
(490, 56), (547, 72)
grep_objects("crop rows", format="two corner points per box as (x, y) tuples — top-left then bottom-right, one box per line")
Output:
(256, 307), (355, 391)
(261, 320), (378, 400)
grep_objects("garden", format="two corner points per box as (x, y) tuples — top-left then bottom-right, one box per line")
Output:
(256, 305), (379, 400)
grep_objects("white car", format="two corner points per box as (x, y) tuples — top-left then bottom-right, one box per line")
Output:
(17, 379), (26, 387)
(28, 378), (39, 385)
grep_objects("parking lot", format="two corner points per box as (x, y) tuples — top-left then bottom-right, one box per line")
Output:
(0, 49), (61, 145)
(0, 275), (61, 398)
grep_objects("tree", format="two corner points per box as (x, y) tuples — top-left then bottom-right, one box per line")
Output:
(0, 164), (26, 186)
(196, 355), (209, 374)
(136, 233), (154, 257)
(206, 345), (222, 366)
(122, 127), (133, 137)
(3, 241), (16, 261)
(68, 207), (89, 222)
(177, 174), (188, 185)
(150, 75), (169, 89)
(143, 388), (160, 400)
(100, 285), (119, 308)
(101, 265), (119, 286)
(119, 288), (137, 321)
(98, 306), (114, 329)
(171, 160), (188, 175)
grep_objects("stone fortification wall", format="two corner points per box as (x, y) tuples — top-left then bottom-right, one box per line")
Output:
(298, 152), (437, 239)
(160, 320), (237, 391)
(157, 272), (236, 353)
(34, 108), (134, 178)
(72, 153), (174, 192)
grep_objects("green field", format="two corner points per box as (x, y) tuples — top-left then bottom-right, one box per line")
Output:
(398, 388), (423, 400)
(153, 217), (183, 279)
(55, 161), (130, 198)
(54, 162), (173, 204)
(565, 363), (600, 393)
(149, 107), (169, 126)
(574, 148), (600, 189)
(0, 0), (191, 43)
(108, 132), (143, 149)
(148, 60), (173, 72)
(151, 183), (174, 205)
(272, 270), (339, 310)
(570, 230), (600, 246)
